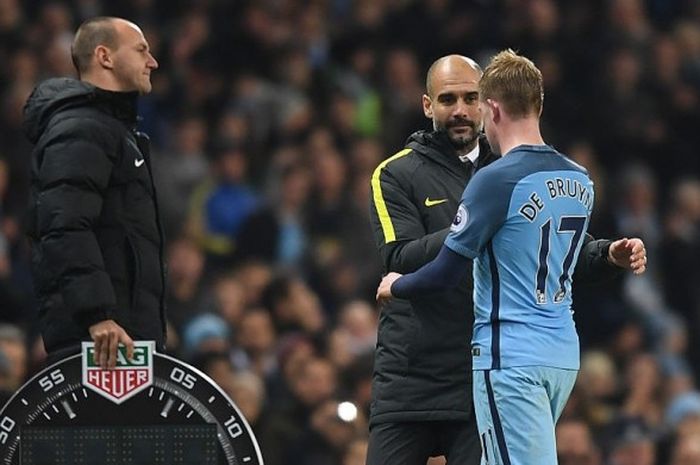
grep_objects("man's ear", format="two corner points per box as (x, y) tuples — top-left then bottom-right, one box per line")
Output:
(422, 94), (432, 119)
(95, 45), (114, 70)
(488, 99), (500, 124)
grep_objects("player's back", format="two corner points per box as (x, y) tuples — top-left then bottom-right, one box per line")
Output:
(469, 145), (594, 371)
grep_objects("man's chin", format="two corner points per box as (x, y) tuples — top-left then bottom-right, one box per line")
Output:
(448, 133), (478, 150)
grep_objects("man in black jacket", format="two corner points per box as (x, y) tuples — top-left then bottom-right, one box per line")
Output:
(367, 55), (646, 464)
(24, 17), (164, 369)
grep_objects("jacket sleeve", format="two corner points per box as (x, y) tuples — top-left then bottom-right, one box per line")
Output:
(369, 160), (448, 274)
(34, 118), (118, 328)
(573, 234), (622, 285)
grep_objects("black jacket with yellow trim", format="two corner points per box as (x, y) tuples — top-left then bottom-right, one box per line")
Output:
(368, 129), (617, 425)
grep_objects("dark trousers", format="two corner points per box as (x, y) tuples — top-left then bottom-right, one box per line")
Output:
(366, 418), (481, 465)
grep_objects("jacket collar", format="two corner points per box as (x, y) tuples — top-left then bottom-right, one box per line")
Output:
(23, 78), (140, 143)
(405, 130), (496, 177)
(89, 86), (140, 126)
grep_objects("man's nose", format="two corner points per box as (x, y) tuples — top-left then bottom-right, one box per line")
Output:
(148, 53), (159, 69)
(454, 99), (472, 118)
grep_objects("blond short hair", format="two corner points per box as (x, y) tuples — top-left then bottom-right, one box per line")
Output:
(479, 49), (543, 118)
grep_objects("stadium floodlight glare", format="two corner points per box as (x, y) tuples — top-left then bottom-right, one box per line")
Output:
(337, 401), (358, 422)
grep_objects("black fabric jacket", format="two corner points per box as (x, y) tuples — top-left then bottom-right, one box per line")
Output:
(368, 130), (617, 425)
(24, 78), (166, 354)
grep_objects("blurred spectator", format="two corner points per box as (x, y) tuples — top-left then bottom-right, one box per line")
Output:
(380, 48), (424, 150)
(665, 392), (700, 437)
(656, 314), (694, 401)
(289, 357), (338, 416)
(205, 273), (247, 329)
(675, 21), (700, 86)
(290, 399), (367, 465)
(306, 139), (349, 242)
(154, 114), (210, 237)
(235, 162), (311, 267)
(670, 433), (700, 465)
(556, 417), (602, 465)
(621, 354), (663, 428)
(166, 237), (206, 333)
(187, 139), (259, 269)
(192, 350), (235, 389)
(573, 351), (619, 432)
(336, 353), (373, 419)
(232, 260), (273, 308)
(0, 324), (27, 392)
(231, 309), (277, 377)
(226, 73), (312, 152)
(0, 348), (12, 405)
(261, 273), (325, 335)
(603, 416), (656, 465)
(660, 178), (700, 376)
(181, 313), (230, 359)
(607, 0), (652, 50)
(335, 300), (377, 357)
(266, 333), (317, 411)
(227, 369), (266, 430)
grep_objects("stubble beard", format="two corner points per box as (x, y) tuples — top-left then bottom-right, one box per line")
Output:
(435, 120), (480, 154)
(441, 123), (479, 155)
(448, 130), (478, 151)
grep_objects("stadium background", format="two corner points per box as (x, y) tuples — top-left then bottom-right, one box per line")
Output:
(0, 0), (699, 464)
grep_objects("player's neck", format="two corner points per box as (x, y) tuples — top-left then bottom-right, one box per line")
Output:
(498, 118), (544, 156)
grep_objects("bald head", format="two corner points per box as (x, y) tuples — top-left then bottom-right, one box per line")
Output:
(71, 17), (120, 75)
(70, 17), (157, 93)
(422, 55), (483, 154)
(71, 17), (147, 75)
(426, 55), (482, 97)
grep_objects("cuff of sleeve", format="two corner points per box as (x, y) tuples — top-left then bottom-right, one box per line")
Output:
(600, 241), (618, 268)
(391, 277), (406, 299)
(74, 305), (117, 330)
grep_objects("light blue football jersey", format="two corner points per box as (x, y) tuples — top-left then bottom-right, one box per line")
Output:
(445, 144), (594, 370)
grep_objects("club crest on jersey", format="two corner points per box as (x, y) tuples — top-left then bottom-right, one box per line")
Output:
(82, 341), (154, 404)
(451, 204), (468, 232)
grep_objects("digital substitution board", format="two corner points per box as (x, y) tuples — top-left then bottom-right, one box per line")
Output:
(0, 342), (263, 465)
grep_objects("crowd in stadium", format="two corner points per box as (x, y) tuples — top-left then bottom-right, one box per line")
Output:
(0, 1), (699, 464)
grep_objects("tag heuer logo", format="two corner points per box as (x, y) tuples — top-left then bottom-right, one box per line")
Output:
(82, 341), (155, 404)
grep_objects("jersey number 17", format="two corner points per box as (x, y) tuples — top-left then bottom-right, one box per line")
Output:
(535, 216), (586, 305)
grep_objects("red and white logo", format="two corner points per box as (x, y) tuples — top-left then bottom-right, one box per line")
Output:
(81, 341), (154, 404)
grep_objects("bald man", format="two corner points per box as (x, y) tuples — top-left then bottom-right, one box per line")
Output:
(24, 17), (164, 369)
(368, 55), (646, 465)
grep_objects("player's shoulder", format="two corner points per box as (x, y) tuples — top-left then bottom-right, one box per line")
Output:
(497, 145), (590, 178)
(554, 151), (589, 176)
(463, 157), (519, 203)
(523, 144), (589, 174)
(471, 151), (519, 181)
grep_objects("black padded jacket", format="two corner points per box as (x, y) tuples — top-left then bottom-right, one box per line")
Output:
(24, 78), (166, 354)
